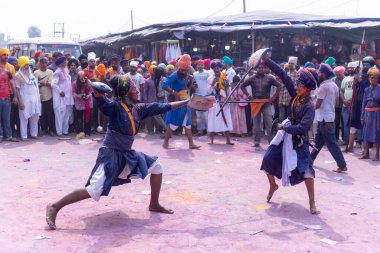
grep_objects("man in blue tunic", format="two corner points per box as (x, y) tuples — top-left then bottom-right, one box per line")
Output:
(46, 76), (189, 230)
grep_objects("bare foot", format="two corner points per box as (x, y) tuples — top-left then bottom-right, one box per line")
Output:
(344, 147), (353, 153)
(226, 142), (235, 145)
(162, 143), (174, 149)
(309, 201), (320, 215)
(359, 154), (369, 159)
(267, 184), (279, 203)
(46, 204), (58, 230)
(149, 204), (174, 214)
(189, 144), (201, 149)
(373, 156), (380, 161)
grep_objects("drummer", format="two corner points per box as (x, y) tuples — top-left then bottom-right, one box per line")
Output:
(193, 59), (210, 136)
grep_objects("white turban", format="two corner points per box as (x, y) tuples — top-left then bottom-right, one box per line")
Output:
(88, 52), (96, 61)
(130, 61), (139, 67)
(288, 56), (298, 65)
(347, 61), (359, 68)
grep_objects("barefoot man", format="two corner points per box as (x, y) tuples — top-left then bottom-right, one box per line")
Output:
(161, 54), (201, 149)
(46, 76), (190, 229)
(258, 51), (320, 215)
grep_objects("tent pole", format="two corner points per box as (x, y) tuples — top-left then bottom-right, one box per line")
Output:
(251, 22), (255, 53)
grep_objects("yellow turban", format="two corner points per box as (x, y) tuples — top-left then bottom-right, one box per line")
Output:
(166, 64), (174, 72)
(18, 56), (30, 68)
(149, 65), (156, 75)
(368, 67), (380, 77)
(95, 64), (107, 77)
(0, 48), (10, 56)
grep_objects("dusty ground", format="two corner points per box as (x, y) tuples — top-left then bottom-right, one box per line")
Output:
(0, 133), (380, 253)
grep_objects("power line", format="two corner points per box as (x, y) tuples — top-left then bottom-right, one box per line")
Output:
(284, 0), (321, 12)
(206, 0), (236, 18)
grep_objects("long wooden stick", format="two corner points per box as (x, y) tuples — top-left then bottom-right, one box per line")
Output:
(216, 66), (254, 116)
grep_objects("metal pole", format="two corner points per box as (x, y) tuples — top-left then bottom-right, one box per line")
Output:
(251, 22), (255, 53)
(243, 0), (246, 13)
(131, 10), (134, 30)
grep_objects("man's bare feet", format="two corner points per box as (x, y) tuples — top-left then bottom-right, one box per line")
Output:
(267, 184), (279, 203)
(46, 204), (58, 230)
(189, 144), (201, 149)
(344, 147), (353, 153)
(333, 167), (348, 173)
(373, 156), (380, 161)
(359, 154), (369, 159)
(309, 200), (320, 215)
(149, 204), (174, 214)
(226, 142), (234, 145)
(162, 143), (174, 149)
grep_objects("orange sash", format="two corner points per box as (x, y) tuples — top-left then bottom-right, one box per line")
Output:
(365, 107), (380, 112)
(250, 99), (271, 118)
(119, 102), (136, 136)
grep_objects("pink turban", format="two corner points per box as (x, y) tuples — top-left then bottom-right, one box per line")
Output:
(203, 58), (211, 68)
(333, 66), (345, 76)
(177, 54), (191, 70)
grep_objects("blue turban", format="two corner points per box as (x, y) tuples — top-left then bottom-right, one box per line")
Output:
(222, 56), (233, 66)
(8, 56), (17, 64)
(210, 59), (223, 69)
(319, 63), (335, 79)
(298, 68), (318, 90)
(192, 56), (200, 61)
(157, 63), (166, 70)
(304, 61), (315, 69)
(55, 56), (66, 66)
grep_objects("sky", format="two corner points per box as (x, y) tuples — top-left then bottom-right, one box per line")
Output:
(1, 0), (379, 41)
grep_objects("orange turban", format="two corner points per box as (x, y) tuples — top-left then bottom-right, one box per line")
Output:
(177, 54), (191, 70)
(144, 61), (151, 68)
(0, 48), (10, 56)
(95, 64), (107, 77)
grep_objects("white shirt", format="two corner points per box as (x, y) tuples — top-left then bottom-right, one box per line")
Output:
(126, 72), (145, 101)
(193, 71), (210, 96)
(224, 67), (236, 85)
(15, 71), (41, 119)
(52, 67), (74, 110)
(316, 79), (338, 122)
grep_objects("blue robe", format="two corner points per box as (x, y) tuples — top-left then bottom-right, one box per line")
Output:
(85, 96), (172, 196)
(260, 60), (315, 186)
(361, 84), (380, 143)
(161, 72), (191, 127)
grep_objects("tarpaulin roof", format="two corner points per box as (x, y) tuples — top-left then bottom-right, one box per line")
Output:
(81, 10), (380, 48)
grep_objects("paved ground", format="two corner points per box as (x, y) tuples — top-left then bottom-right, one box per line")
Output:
(1, 133), (380, 253)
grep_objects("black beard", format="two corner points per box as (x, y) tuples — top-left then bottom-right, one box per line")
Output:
(177, 70), (187, 79)
(81, 63), (88, 69)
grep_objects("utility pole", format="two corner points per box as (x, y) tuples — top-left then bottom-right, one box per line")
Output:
(54, 23), (65, 38)
(243, 0), (246, 13)
(131, 10), (134, 30)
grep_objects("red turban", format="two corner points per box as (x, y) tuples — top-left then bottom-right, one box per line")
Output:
(177, 54), (191, 70)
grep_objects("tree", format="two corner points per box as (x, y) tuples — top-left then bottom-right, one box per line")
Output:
(27, 26), (41, 38)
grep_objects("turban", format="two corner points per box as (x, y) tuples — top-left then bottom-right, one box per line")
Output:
(18, 56), (30, 69)
(55, 56), (66, 66)
(363, 56), (375, 67)
(375, 59), (380, 66)
(304, 61), (315, 69)
(367, 67), (380, 76)
(8, 56), (17, 64)
(177, 54), (191, 70)
(148, 65), (156, 75)
(333, 66), (345, 76)
(192, 56), (200, 61)
(297, 68), (318, 90)
(100, 56), (108, 62)
(29, 59), (36, 68)
(288, 56), (298, 65)
(168, 60), (177, 66)
(319, 63), (335, 79)
(120, 59), (128, 66)
(0, 48), (10, 56)
(151, 61), (157, 66)
(324, 57), (336, 68)
(203, 58), (211, 69)
(68, 58), (79, 68)
(144, 61), (151, 68)
(78, 54), (87, 61)
(95, 64), (107, 77)
(210, 59), (223, 69)
(88, 52), (96, 61)
(34, 51), (42, 61)
(157, 63), (166, 70)
(130, 61), (139, 67)
(222, 56), (233, 66)
(196, 60), (204, 65)
(166, 64), (174, 72)
(347, 61), (359, 68)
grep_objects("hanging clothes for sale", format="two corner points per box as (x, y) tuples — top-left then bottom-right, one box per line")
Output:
(165, 40), (181, 63)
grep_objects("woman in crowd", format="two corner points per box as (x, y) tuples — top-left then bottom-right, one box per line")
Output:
(72, 71), (93, 136)
(230, 75), (247, 136)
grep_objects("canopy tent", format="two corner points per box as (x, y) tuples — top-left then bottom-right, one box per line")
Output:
(81, 10), (380, 50)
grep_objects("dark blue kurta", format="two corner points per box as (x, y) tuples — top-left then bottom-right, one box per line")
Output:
(260, 59), (315, 185)
(85, 96), (172, 196)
